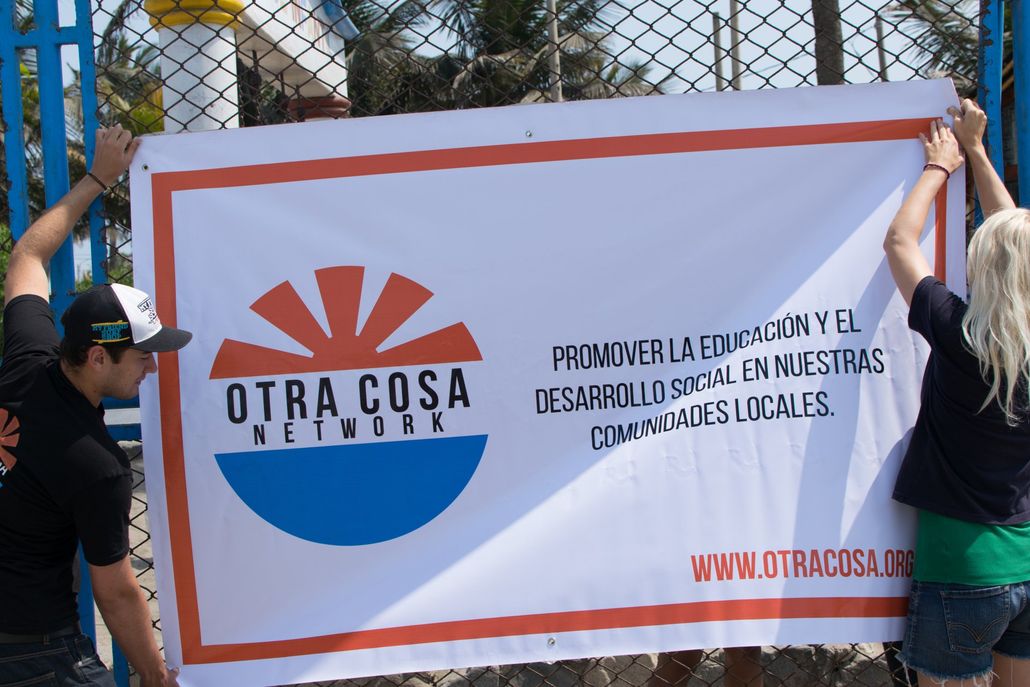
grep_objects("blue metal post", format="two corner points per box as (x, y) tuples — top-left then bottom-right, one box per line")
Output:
(32, 0), (77, 317)
(978, 0), (1006, 178)
(1, 0), (31, 242)
(1, 0), (129, 682)
(1016, 0), (1030, 204)
(76, 0), (107, 287)
(113, 643), (130, 684)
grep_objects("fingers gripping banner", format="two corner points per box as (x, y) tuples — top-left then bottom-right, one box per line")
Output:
(130, 79), (964, 686)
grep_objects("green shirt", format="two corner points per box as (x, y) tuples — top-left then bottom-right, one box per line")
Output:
(915, 509), (1030, 585)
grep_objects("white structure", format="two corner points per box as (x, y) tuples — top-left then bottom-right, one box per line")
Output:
(144, 0), (354, 132)
(238, 0), (350, 99)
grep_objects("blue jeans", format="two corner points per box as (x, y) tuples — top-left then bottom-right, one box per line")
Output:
(0, 634), (115, 687)
(899, 579), (1030, 682)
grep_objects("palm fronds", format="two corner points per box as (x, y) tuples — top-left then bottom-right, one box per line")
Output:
(887, 0), (980, 90)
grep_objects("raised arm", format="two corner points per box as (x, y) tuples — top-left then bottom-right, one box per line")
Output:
(5, 125), (139, 305)
(883, 119), (964, 306)
(947, 98), (1016, 217)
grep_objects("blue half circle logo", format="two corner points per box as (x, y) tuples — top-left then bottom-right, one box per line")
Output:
(216, 434), (488, 545)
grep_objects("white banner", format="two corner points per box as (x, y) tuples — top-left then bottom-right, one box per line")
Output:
(130, 79), (964, 687)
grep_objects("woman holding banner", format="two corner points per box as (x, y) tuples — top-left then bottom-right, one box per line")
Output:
(884, 99), (1030, 687)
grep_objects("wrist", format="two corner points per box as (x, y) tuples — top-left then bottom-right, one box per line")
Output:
(84, 171), (109, 193)
(923, 162), (951, 180)
(87, 169), (118, 188)
(964, 143), (989, 161)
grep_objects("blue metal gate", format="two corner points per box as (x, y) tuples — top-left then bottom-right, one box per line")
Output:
(1015, 0), (1030, 197)
(978, 0), (1023, 198)
(0, 0), (128, 680)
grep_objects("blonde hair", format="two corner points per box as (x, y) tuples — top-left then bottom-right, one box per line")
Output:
(962, 207), (1030, 425)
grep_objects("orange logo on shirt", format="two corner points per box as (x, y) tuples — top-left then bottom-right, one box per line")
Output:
(0, 408), (20, 472)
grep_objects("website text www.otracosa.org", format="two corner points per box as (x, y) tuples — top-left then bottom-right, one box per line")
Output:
(690, 548), (913, 582)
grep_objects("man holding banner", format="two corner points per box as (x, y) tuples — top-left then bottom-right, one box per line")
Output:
(0, 125), (185, 687)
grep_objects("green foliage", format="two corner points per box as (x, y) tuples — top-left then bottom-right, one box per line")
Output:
(92, 40), (165, 134)
(75, 271), (94, 294)
(887, 0), (989, 95)
(338, 0), (665, 117)
(0, 60), (48, 228)
(87, 0), (165, 133)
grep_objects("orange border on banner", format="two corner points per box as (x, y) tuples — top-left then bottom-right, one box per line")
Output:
(152, 118), (947, 664)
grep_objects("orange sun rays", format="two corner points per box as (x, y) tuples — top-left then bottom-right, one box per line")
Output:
(210, 266), (482, 379)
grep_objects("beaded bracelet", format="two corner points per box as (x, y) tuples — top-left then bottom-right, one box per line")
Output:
(923, 163), (951, 180)
(86, 172), (108, 192)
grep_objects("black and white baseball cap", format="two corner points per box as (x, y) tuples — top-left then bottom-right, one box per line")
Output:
(61, 283), (192, 353)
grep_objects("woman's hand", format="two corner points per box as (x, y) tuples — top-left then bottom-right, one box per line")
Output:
(944, 99), (1015, 215)
(883, 120), (957, 306)
(947, 98), (987, 154)
(920, 119), (963, 174)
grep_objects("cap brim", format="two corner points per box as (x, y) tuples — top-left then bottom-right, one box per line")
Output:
(132, 326), (193, 352)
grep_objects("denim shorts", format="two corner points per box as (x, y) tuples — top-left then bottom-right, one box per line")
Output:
(899, 579), (1030, 682)
(0, 634), (115, 687)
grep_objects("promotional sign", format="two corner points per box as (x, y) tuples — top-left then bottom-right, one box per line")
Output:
(130, 79), (964, 686)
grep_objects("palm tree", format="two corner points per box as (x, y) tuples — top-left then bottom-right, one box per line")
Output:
(524, 48), (668, 102)
(811, 0), (844, 84)
(79, 0), (165, 133)
(339, 0), (450, 116)
(93, 39), (164, 134)
(887, 0), (981, 93)
(432, 0), (645, 108)
(320, 0), (668, 117)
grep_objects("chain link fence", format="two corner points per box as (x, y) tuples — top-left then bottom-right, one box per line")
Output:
(90, 0), (983, 127)
(277, 645), (905, 687)
(0, 0), (995, 684)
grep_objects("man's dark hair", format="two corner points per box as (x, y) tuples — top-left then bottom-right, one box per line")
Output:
(59, 339), (129, 367)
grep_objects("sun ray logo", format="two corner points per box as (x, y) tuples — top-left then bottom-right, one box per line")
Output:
(209, 266), (487, 546)
(210, 266), (481, 377)
(0, 408), (20, 481)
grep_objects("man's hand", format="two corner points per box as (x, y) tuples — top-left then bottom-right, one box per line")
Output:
(90, 124), (141, 187)
(140, 665), (181, 687)
(947, 98), (987, 154)
(5, 126), (142, 304)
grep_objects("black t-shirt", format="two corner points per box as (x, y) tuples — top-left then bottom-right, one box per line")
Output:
(0, 295), (132, 632)
(893, 276), (1030, 524)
